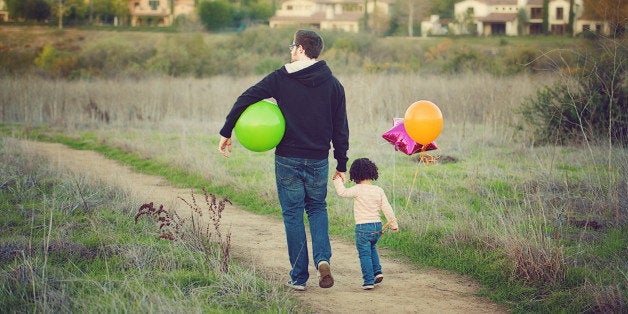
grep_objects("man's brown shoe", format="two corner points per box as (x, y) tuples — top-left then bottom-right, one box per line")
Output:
(317, 261), (334, 288)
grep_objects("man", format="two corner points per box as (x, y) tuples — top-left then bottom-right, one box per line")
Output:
(217, 29), (349, 291)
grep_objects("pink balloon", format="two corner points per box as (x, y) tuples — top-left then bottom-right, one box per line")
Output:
(382, 118), (438, 155)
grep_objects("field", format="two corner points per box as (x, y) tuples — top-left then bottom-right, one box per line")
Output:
(1, 26), (626, 312)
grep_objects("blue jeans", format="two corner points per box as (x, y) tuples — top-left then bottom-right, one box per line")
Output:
(355, 222), (382, 285)
(275, 155), (331, 285)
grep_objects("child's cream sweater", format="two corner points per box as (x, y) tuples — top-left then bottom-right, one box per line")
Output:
(333, 178), (398, 230)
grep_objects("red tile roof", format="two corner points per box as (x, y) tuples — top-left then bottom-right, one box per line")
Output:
(478, 13), (518, 22)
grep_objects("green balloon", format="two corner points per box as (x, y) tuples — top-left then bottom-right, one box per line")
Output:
(234, 100), (286, 152)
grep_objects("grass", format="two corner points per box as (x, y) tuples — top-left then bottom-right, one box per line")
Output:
(2, 120), (625, 312)
(0, 138), (302, 312)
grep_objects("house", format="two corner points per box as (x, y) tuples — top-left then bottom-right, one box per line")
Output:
(574, 12), (611, 35)
(128, 0), (195, 26)
(421, 15), (450, 36)
(0, 0), (9, 22)
(269, 0), (393, 33)
(448, 0), (610, 36)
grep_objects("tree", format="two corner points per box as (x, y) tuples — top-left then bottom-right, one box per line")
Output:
(198, 0), (234, 31)
(248, 2), (273, 22)
(517, 8), (528, 36)
(6, 0), (27, 20)
(369, 3), (390, 35)
(430, 0), (456, 19)
(567, 0), (575, 35)
(6, 0), (51, 21)
(92, 0), (129, 25)
(583, 0), (627, 36)
(392, 0), (430, 37)
(542, 0), (549, 34)
(49, 0), (89, 28)
(27, 0), (51, 21)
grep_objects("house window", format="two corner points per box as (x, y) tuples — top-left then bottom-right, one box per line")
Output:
(595, 24), (602, 33)
(556, 7), (563, 20)
(466, 7), (474, 15)
(531, 8), (542, 19)
(149, 0), (159, 10)
(342, 4), (361, 12)
(582, 24), (590, 31)
(287, 5), (293, 10)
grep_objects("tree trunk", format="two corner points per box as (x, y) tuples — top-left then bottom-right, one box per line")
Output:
(407, 1), (414, 37)
(58, 0), (63, 29)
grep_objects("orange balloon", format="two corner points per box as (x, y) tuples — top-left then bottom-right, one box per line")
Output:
(403, 100), (443, 145)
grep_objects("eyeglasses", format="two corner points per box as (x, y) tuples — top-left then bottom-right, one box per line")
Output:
(288, 43), (299, 50)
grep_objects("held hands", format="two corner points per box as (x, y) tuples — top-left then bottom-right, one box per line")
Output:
(218, 136), (232, 158)
(332, 171), (346, 183)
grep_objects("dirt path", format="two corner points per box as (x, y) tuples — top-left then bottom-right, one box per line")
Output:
(23, 140), (508, 313)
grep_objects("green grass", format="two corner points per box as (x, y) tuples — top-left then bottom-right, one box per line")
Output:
(0, 137), (302, 312)
(4, 125), (625, 312)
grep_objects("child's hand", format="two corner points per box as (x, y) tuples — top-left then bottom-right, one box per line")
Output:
(332, 171), (346, 182)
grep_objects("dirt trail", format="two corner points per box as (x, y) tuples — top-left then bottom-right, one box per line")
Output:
(23, 140), (508, 313)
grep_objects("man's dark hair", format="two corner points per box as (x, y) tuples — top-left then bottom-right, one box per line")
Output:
(294, 29), (324, 59)
(349, 158), (379, 183)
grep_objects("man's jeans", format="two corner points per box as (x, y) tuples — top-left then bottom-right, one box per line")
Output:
(275, 155), (331, 286)
(355, 222), (382, 285)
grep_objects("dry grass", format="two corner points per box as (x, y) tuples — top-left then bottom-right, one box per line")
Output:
(1, 72), (626, 310)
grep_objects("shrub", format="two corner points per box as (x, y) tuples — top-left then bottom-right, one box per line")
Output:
(518, 38), (627, 145)
(79, 36), (156, 78)
(255, 58), (284, 75)
(34, 44), (79, 77)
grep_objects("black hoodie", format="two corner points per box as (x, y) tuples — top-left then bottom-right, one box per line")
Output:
(219, 61), (349, 172)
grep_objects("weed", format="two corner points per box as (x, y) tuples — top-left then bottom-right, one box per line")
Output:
(136, 188), (232, 272)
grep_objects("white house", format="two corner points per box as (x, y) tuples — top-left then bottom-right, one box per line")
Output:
(269, 0), (393, 33)
(0, 0), (9, 22)
(574, 12), (611, 35)
(421, 15), (450, 36)
(128, 0), (195, 26)
(447, 0), (607, 36)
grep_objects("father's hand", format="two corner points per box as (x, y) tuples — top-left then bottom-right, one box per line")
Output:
(333, 171), (346, 182)
(218, 136), (232, 158)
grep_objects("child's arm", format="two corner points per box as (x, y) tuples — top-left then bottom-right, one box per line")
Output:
(333, 176), (358, 198)
(380, 191), (399, 231)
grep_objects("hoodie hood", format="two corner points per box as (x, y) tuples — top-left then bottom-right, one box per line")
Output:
(283, 60), (333, 87)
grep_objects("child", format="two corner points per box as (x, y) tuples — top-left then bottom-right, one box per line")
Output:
(333, 158), (398, 290)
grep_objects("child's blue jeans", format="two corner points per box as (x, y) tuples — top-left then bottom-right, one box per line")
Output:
(355, 222), (382, 285)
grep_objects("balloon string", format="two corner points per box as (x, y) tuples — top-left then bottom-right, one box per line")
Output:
(405, 146), (438, 210)
(405, 156), (421, 210)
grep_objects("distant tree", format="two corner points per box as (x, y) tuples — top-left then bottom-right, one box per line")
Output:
(542, 0), (549, 34)
(517, 8), (528, 36)
(198, 0), (234, 31)
(248, 1), (273, 22)
(92, 0), (129, 25)
(369, 4), (390, 35)
(583, 0), (627, 36)
(392, 0), (430, 37)
(7, 0), (51, 21)
(567, 0), (574, 35)
(430, 0), (456, 19)
(455, 7), (476, 35)
(5, 0), (27, 19)
(27, 0), (51, 21)
(50, 0), (88, 28)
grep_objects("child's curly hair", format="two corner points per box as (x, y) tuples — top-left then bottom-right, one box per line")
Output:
(349, 158), (379, 183)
